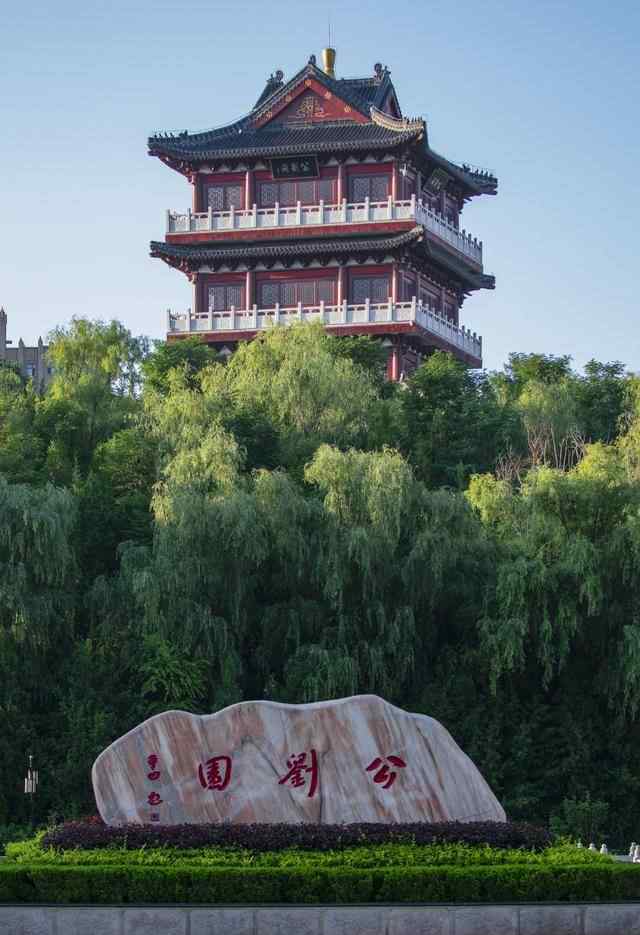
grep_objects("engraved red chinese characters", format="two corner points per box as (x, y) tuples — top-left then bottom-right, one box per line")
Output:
(365, 754), (407, 789)
(198, 755), (232, 791)
(147, 753), (161, 782)
(278, 750), (318, 798)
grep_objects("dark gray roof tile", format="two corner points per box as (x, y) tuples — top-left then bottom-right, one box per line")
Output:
(151, 227), (423, 264)
(148, 121), (422, 162)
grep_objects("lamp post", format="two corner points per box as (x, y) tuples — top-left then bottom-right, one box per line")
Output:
(23, 754), (38, 828)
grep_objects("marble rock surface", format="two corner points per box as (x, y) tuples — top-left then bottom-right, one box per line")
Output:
(93, 694), (505, 825)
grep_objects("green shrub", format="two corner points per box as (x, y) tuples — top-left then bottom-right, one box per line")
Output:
(3, 836), (632, 905)
(0, 825), (32, 856)
(4, 839), (609, 869)
(1, 861), (639, 905)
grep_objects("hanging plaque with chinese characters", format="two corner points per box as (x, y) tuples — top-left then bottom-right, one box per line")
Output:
(92, 696), (504, 826)
(271, 155), (319, 179)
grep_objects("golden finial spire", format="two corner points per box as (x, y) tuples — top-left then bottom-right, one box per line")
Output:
(322, 14), (336, 78)
(322, 46), (336, 78)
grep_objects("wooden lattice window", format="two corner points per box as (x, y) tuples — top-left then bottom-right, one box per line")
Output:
(207, 184), (243, 212)
(258, 178), (337, 207)
(258, 278), (336, 307)
(399, 272), (416, 302)
(444, 195), (459, 228)
(399, 171), (416, 200)
(420, 286), (441, 313)
(348, 175), (390, 203)
(208, 283), (245, 311)
(349, 276), (391, 304)
(259, 282), (279, 307)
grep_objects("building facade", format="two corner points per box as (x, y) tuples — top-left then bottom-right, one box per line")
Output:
(0, 308), (52, 390)
(149, 51), (497, 379)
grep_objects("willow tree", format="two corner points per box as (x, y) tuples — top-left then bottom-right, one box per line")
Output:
(517, 380), (582, 470)
(217, 322), (380, 472)
(0, 477), (77, 822)
(467, 443), (640, 699)
(400, 351), (517, 488)
(42, 318), (146, 480)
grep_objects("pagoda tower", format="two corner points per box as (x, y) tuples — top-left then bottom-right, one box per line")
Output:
(149, 50), (497, 379)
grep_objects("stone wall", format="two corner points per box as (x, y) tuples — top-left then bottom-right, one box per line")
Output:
(2, 903), (639, 935)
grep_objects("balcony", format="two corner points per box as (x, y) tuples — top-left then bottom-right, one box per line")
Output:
(415, 203), (483, 265)
(166, 196), (483, 266)
(167, 298), (482, 361)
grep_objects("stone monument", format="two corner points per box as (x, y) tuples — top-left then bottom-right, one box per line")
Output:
(93, 694), (505, 825)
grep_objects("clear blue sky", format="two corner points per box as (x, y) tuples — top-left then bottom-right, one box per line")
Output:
(2, 0), (638, 373)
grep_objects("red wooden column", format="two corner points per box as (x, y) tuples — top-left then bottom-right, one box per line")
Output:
(391, 264), (398, 303)
(337, 265), (345, 306)
(386, 341), (401, 381)
(245, 269), (254, 309)
(245, 168), (254, 208)
(391, 162), (399, 202)
(337, 163), (345, 203)
(191, 273), (201, 318)
(190, 173), (199, 212)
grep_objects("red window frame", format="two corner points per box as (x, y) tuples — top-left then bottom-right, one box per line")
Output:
(399, 271), (416, 302)
(348, 274), (391, 304)
(348, 174), (391, 203)
(207, 281), (246, 312)
(206, 182), (244, 212)
(258, 277), (337, 307)
(420, 286), (441, 313)
(258, 178), (337, 207)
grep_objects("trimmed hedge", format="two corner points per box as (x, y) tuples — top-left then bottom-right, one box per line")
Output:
(1, 862), (640, 904)
(42, 820), (551, 852)
(4, 839), (611, 869)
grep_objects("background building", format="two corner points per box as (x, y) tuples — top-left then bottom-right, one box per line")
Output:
(150, 50), (497, 379)
(0, 308), (53, 390)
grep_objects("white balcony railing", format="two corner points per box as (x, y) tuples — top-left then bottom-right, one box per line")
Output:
(415, 203), (483, 265)
(166, 196), (483, 266)
(167, 298), (482, 360)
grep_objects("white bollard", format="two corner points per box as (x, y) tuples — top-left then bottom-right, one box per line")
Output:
(589, 843), (597, 851)
(600, 844), (608, 855)
(629, 842), (636, 857)
(576, 840), (583, 848)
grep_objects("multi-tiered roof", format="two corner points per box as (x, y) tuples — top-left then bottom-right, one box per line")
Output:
(149, 53), (497, 376)
(149, 60), (496, 195)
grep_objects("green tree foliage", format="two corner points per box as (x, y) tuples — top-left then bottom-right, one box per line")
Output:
(400, 351), (520, 487)
(141, 336), (220, 394)
(41, 318), (146, 481)
(550, 794), (610, 844)
(1, 318), (640, 846)
(575, 360), (628, 443)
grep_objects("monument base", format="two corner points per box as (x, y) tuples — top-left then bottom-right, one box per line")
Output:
(0, 902), (635, 935)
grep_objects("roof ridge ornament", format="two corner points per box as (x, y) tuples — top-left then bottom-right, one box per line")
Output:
(321, 47), (336, 79)
(370, 106), (425, 133)
(460, 162), (497, 182)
